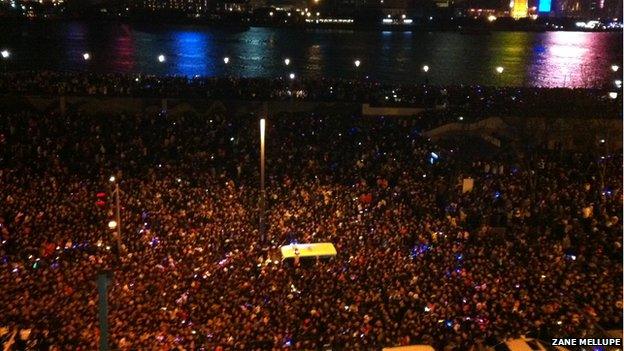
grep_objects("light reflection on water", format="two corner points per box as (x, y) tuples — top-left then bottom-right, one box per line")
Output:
(1, 22), (621, 87)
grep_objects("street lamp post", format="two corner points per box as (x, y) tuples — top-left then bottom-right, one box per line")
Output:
(223, 56), (230, 77)
(1, 49), (10, 72)
(259, 114), (266, 243)
(495, 66), (504, 86)
(109, 176), (123, 255)
(354, 59), (361, 80)
(422, 65), (429, 85)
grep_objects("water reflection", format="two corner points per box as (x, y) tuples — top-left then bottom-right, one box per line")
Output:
(530, 31), (607, 88)
(110, 25), (136, 73)
(62, 22), (89, 71)
(172, 31), (214, 77)
(0, 22), (620, 87)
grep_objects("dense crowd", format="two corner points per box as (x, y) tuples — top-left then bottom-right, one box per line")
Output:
(0, 104), (621, 350)
(0, 71), (621, 118)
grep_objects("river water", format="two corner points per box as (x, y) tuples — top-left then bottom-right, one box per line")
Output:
(0, 21), (621, 87)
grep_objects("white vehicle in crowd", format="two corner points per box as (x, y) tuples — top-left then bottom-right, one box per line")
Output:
(382, 346), (435, 351)
(492, 338), (569, 351)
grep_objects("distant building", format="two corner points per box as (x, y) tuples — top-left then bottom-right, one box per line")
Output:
(537, 0), (551, 13)
(510, 0), (527, 17)
(132, 0), (210, 12)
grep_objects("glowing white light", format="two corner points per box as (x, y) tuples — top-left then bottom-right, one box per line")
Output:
(108, 220), (118, 229)
(157, 54), (166, 63)
(83, 53), (90, 60)
(354, 59), (361, 68)
(223, 57), (230, 64)
(289, 73), (295, 79)
(422, 65), (429, 73)
(109, 176), (115, 182)
(458, 116), (464, 121)
(284, 58), (290, 66)
(487, 15), (497, 22)
(1, 50), (9, 59)
(609, 92), (618, 99)
(611, 64), (619, 72)
(615, 79), (622, 88)
(496, 66), (504, 74)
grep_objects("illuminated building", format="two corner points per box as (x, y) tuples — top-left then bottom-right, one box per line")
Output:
(132, 0), (211, 12)
(510, 0), (528, 18)
(537, 0), (551, 13)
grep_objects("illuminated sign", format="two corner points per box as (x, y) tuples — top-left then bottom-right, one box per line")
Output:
(538, 0), (551, 12)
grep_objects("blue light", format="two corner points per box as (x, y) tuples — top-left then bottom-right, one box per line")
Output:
(538, 0), (551, 12)
(172, 31), (215, 77)
(410, 244), (430, 258)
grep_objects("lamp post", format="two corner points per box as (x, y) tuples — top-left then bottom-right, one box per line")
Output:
(223, 56), (230, 78)
(495, 66), (504, 86)
(1, 49), (9, 72)
(259, 115), (267, 243)
(354, 59), (361, 80)
(422, 64), (429, 85)
(109, 176), (123, 255)
(97, 271), (112, 351)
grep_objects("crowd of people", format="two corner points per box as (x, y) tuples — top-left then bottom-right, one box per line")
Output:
(0, 71), (621, 119)
(0, 95), (621, 350)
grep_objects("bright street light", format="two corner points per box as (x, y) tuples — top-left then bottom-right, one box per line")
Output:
(108, 220), (118, 229)
(1, 50), (9, 59)
(284, 58), (290, 66)
(611, 65), (619, 72)
(223, 56), (230, 64)
(615, 79), (622, 88)
(496, 66), (504, 74)
(354, 59), (361, 68)
(158, 54), (166, 63)
(608, 92), (618, 99)
(83, 53), (90, 60)
(109, 176), (116, 182)
(422, 65), (429, 73)
(289, 73), (295, 79)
